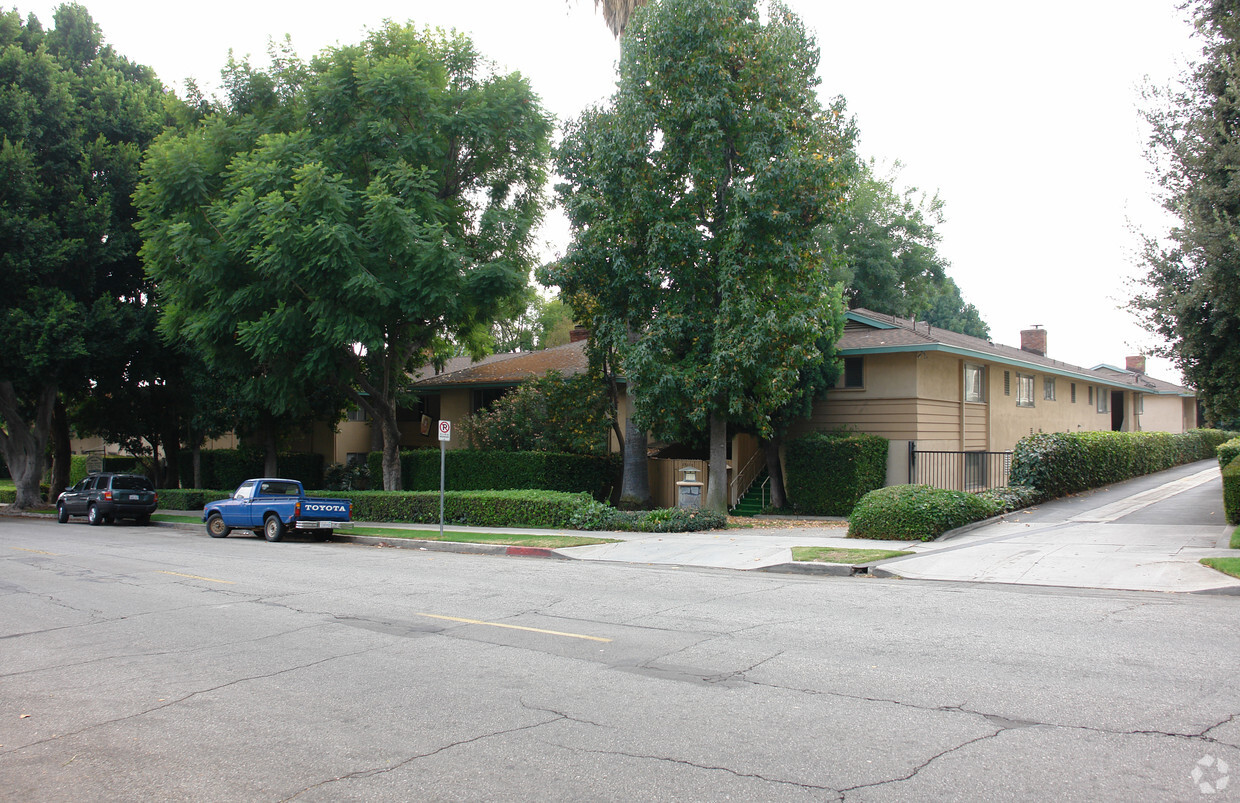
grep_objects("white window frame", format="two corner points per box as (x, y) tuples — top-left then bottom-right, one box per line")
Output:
(1016, 374), (1035, 408)
(964, 363), (985, 403)
(1097, 387), (1109, 413)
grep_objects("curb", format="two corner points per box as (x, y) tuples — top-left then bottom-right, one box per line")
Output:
(756, 562), (858, 577)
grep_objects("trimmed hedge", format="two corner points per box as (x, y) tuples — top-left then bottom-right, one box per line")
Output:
(848, 485), (999, 541)
(175, 450), (325, 491)
(1218, 437), (1240, 471)
(328, 489), (594, 528)
(366, 449), (620, 501)
(568, 500), (727, 532)
(157, 489), (232, 511)
(1224, 457), (1240, 526)
(785, 432), (889, 515)
(1010, 429), (1237, 499)
(68, 455), (145, 486)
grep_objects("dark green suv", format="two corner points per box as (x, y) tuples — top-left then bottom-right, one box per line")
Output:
(57, 473), (158, 526)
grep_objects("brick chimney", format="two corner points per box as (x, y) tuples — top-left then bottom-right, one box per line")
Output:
(1126, 355), (1146, 374)
(1020, 326), (1047, 357)
(569, 325), (589, 343)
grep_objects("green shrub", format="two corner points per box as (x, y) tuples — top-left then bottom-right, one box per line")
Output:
(567, 500), (726, 532)
(1011, 429), (1239, 499)
(332, 489), (593, 528)
(785, 432), (889, 515)
(1218, 437), (1240, 471)
(1224, 457), (1240, 526)
(0, 488), (12, 504)
(67, 455), (147, 486)
(366, 449), (619, 500)
(156, 489), (232, 511)
(848, 485), (1000, 541)
(976, 485), (1042, 513)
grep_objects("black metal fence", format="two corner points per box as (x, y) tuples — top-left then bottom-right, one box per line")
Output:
(907, 443), (1012, 491)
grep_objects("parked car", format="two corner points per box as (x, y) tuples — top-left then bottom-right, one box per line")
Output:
(57, 473), (158, 526)
(203, 478), (353, 542)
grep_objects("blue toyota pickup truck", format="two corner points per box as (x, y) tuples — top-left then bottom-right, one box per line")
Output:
(203, 478), (353, 542)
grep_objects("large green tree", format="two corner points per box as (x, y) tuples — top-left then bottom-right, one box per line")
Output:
(1132, 0), (1240, 426)
(824, 159), (989, 339)
(138, 24), (553, 490)
(548, 0), (855, 512)
(0, 4), (171, 508)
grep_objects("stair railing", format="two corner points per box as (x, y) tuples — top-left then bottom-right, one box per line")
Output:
(729, 449), (766, 509)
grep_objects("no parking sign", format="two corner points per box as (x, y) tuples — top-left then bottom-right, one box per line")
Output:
(438, 420), (451, 442)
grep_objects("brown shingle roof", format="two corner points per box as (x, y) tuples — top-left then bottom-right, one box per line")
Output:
(412, 340), (590, 388)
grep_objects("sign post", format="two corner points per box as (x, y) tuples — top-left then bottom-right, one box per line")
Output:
(437, 420), (451, 537)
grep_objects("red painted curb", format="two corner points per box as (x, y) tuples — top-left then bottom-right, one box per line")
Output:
(506, 546), (557, 558)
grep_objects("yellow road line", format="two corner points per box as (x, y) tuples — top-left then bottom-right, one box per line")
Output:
(158, 571), (235, 585)
(10, 547), (56, 555)
(412, 612), (611, 643)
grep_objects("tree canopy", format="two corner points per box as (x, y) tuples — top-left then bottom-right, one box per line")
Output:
(1131, 0), (1240, 426)
(547, 0), (855, 511)
(824, 159), (989, 339)
(0, 3), (172, 507)
(137, 23), (554, 490)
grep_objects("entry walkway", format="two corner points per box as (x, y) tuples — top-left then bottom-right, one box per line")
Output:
(869, 461), (1239, 593)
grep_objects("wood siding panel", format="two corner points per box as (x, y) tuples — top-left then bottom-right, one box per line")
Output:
(964, 403), (988, 451)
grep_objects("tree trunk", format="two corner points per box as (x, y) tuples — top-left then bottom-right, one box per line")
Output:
(380, 411), (402, 491)
(263, 427), (278, 477)
(762, 436), (787, 510)
(617, 382), (652, 509)
(161, 420), (181, 489)
(704, 411), (728, 513)
(0, 382), (56, 510)
(49, 397), (71, 503)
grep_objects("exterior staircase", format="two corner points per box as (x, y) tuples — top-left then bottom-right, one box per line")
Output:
(728, 470), (770, 517)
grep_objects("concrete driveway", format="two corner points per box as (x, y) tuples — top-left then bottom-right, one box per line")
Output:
(871, 460), (1240, 593)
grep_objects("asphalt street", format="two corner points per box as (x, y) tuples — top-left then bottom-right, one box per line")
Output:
(2, 514), (1239, 801)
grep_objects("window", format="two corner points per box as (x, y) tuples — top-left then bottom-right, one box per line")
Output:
(842, 356), (864, 388)
(346, 406), (369, 422)
(964, 364), (985, 402)
(471, 387), (511, 413)
(1043, 377), (1056, 401)
(1016, 374), (1035, 407)
(1070, 383), (1077, 403)
(1136, 394), (1144, 414)
(1088, 386), (1094, 405)
(1003, 371), (1011, 396)
(1096, 387), (1109, 413)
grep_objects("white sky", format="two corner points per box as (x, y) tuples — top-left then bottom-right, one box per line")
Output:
(24, 0), (1200, 383)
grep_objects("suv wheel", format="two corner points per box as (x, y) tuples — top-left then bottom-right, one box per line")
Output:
(57, 503), (69, 524)
(87, 505), (102, 526)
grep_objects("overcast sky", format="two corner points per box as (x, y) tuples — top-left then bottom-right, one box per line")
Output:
(23, 0), (1201, 382)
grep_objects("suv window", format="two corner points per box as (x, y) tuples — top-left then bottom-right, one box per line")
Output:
(112, 475), (153, 491)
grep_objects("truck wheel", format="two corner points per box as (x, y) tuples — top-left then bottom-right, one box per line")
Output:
(263, 514), (285, 542)
(57, 503), (69, 524)
(87, 504), (102, 526)
(206, 514), (230, 538)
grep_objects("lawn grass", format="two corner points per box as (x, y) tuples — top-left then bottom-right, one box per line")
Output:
(349, 526), (617, 548)
(0, 479), (13, 490)
(153, 514), (202, 525)
(1201, 557), (1240, 579)
(1232, 529), (1240, 550)
(792, 546), (913, 565)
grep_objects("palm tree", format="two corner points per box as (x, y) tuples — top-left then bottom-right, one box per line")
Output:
(592, 0), (648, 37)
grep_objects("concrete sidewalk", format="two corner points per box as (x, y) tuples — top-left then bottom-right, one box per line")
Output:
(869, 462), (1240, 594)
